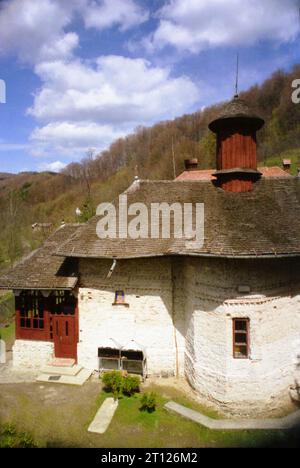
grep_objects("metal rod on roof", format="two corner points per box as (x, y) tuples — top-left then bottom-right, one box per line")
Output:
(235, 53), (239, 97)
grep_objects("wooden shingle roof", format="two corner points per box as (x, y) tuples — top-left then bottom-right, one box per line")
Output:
(209, 96), (265, 133)
(0, 224), (81, 290)
(56, 177), (300, 260)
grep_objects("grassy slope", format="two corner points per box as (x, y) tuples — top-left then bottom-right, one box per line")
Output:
(264, 148), (299, 175)
(0, 292), (15, 348)
(0, 292), (14, 323)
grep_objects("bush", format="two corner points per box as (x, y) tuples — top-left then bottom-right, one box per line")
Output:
(122, 375), (140, 396)
(140, 392), (157, 413)
(102, 370), (123, 398)
(17, 432), (37, 448)
(0, 423), (37, 448)
(101, 371), (140, 398)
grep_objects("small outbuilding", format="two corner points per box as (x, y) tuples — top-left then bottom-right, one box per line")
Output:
(121, 340), (147, 380)
(98, 338), (122, 372)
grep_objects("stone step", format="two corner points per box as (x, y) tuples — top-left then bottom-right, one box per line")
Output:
(41, 364), (83, 376)
(48, 358), (76, 367)
(36, 368), (93, 386)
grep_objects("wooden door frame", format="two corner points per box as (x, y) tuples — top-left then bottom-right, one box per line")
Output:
(53, 311), (78, 361)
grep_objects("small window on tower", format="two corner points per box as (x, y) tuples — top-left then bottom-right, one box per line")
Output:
(233, 318), (249, 359)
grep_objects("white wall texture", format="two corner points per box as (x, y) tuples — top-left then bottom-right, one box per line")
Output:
(77, 258), (179, 376)
(184, 258), (300, 414)
(12, 339), (54, 370)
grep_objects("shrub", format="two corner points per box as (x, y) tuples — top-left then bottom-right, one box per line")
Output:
(102, 371), (123, 398)
(122, 375), (140, 396)
(17, 432), (37, 448)
(101, 371), (140, 398)
(140, 392), (157, 413)
(0, 423), (37, 448)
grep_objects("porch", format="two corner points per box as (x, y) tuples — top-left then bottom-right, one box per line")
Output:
(14, 290), (79, 362)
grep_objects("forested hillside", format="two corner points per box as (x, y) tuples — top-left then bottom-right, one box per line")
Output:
(1, 65), (300, 272)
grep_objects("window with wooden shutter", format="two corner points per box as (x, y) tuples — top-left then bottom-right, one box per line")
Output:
(233, 318), (250, 359)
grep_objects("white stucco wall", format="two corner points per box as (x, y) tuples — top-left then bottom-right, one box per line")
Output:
(77, 258), (181, 376)
(77, 256), (300, 414)
(12, 340), (54, 370)
(184, 257), (300, 415)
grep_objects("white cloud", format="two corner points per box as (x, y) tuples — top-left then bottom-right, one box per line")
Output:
(30, 121), (126, 155)
(29, 57), (199, 123)
(0, 0), (148, 64)
(0, 0), (78, 63)
(83, 0), (148, 31)
(149, 0), (300, 53)
(27, 56), (199, 157)
(39, 161), (67, 172)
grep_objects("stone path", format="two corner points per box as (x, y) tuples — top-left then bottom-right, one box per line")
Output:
(0, 361), (37, 384)
(165, 401), (300, 431)
(88, 397), (119, 434)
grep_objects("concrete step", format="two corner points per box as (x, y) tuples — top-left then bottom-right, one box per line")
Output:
(36, 368), (93, 386)
(41, 364), (82, 376)
(48, 358), (76, 367)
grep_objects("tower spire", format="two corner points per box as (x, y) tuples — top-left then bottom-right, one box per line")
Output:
(235, 53), (239, 97)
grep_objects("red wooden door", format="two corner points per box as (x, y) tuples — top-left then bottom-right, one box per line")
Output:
(53, 316), (77, 360)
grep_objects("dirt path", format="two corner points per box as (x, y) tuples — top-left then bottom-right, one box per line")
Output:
(0, 379), (103, 447)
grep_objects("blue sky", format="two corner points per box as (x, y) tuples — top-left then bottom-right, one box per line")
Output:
(0, 0), (300, 174)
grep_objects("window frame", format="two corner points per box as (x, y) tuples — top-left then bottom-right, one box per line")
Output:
(232, 318), (250, 359)
(19, 291), (45, 330)
(112, 290), (129, 307)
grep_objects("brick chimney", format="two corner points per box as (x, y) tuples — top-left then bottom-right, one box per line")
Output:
(184, 159), (198, 171)
(209, 95), (265, 193)
(282, 159), (291, 173)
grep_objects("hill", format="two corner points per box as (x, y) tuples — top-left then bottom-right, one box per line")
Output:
(0, 173), (15, 181)
(1, 64), (300, 271)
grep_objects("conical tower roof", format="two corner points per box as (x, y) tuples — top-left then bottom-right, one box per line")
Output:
(209, 95), (265, 133)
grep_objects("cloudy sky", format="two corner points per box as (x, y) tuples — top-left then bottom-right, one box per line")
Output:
(0, 0), (300, 173)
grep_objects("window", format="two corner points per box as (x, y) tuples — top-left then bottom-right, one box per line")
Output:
(50, 291), (76, 315)
(19, 291), (44, 330)
(233, 318), (249, 359)
(114, 290), (125, 304)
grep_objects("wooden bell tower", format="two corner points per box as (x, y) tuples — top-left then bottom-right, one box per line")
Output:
(209, 95), (265, 193)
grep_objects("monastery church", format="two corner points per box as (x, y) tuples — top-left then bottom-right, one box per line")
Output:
(1, 95), (300, 415)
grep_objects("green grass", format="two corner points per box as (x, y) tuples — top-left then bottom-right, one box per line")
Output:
(0, 321), (15, 344)
(0, 291), (15, 347)
(0, 292), (15, 324)
(145, 383), (221, 419)
(97, 387), (299, 448)
(0, 423), (37, 448)
(0, 381), (299, 448)
(263, 148), (300, 175)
